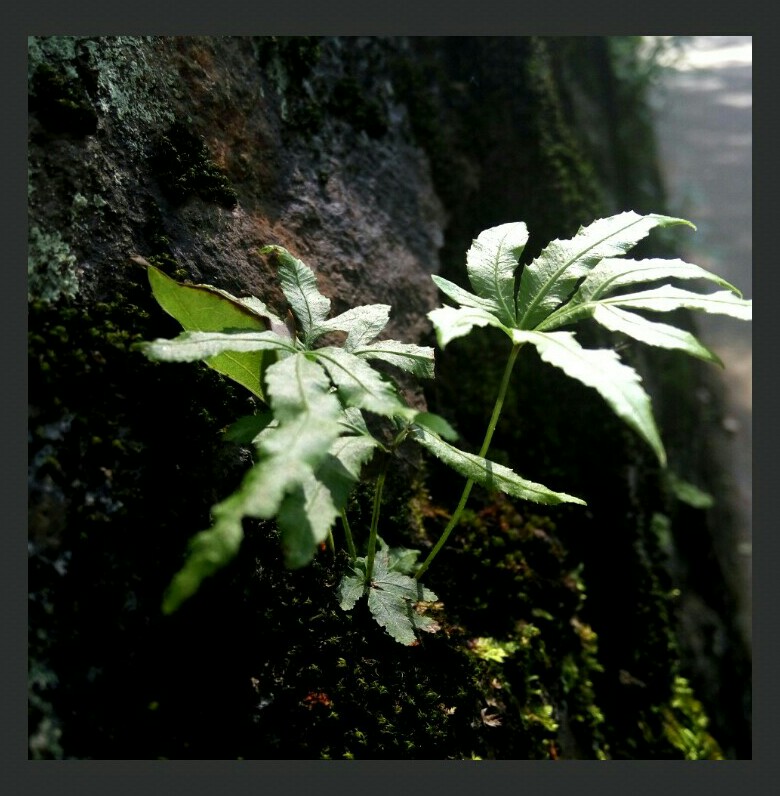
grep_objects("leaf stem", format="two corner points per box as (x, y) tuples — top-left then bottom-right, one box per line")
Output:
(340, 509), (357, 560)
(415, 343), (522, 579)
(364, 455), (389, 589)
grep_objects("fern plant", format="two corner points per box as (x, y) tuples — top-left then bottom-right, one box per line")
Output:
(134, 210), (751, 644)
(415, 211), (751, 577)
(135, 246), (580, 644)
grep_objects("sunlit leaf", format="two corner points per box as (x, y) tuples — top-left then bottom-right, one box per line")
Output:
(139, 329), (296, 362)
(314, 346), (416, 420)
(516, 212), (694, 329)
(321, 304), (391, 350)
(602, 285), (752, 321)
(139, 258), (275, 399)
(261, 245), (331, 345)
(465, 222), (529, 325)
(589, 304), (721, 364)
(427, 305), (510, 349)
(354, 339), (435, 379)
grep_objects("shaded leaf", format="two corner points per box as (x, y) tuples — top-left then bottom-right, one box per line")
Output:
(338, 566), (366, 611)
(354, 339), (435, 379)
(161, 479), (254, 614)
(366, 549), (439, 645)
(222, 411), (275, 443)
(512, 329), (666, 466)
(338, 548), (439, 645)
(386, 545), (422, 575)
(277, 473), (339, 568)
(666, 471), (715, 509)
(277, 427), (378, 568)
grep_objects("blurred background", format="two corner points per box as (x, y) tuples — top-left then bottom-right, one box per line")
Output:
(650, 35), (752, 652)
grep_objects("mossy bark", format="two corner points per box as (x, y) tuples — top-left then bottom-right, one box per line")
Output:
(28, 36), (748, 759)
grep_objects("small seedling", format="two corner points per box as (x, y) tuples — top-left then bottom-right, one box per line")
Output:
(135, 211), (751, 644)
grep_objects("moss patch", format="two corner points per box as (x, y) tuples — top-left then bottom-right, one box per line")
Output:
(151, 121), (238, 208)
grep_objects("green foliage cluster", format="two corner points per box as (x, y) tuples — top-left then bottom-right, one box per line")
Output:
(137, 211), (750, 647)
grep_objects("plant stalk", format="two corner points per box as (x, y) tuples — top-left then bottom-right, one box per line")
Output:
(340, 509), (357, 561)
(364, 456), (389, 588)
(415, 343), (522, 579)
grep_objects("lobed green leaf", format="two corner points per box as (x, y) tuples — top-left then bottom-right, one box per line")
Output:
(313, 346), (416, 420)
(161, 471), (260, 614)
(516, 212), (694, 330)
(465, 222), (529, 326)
(261, 245), (331, 345)
(665, 471), (714, 509)
(511, 330), (666, 466)
(591, 305), (722, 365)
(222, 411), (275, 443)
(431, 274), (501, 312)
(338, 547), (439, 644)
(366, 550), (439, 645)
(321, 304), (391, 350)
(338, 567), (366, 611)
(139, 258), (275, 399)
(601, 285), (752, 321)
(411, 411), (459, 442)
(571, 257), (741, 304)
(276, 474), (340, 568)
(427, 305), (509, 349)
(354, 339), (436, 379)
(278, 435), (378, 567)
(139, 329), (296, 362)
(412, 426), (586, 505)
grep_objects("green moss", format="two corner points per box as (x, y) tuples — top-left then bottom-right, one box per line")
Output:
(151, 121), (238, 208)
(659, 676), (723, 759)
(82, 37), (175, 139)
(525, 38), (606, 240)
